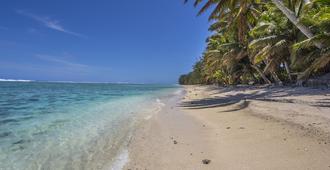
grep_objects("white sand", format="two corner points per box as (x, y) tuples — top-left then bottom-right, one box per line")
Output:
(124, 85), (330, 170)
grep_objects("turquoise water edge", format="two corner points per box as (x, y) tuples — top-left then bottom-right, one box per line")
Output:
(0, 82), (180, 170)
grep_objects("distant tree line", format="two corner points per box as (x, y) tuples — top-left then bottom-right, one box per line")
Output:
(179, 0), (330, 85)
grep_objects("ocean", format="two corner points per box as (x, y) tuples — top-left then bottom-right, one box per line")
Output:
(0, 82), (180, 170)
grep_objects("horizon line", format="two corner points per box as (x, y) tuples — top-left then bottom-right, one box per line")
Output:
(0, 78), (178, 85)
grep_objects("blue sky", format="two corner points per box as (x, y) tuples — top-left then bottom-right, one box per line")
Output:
(0, 0), (210, 83)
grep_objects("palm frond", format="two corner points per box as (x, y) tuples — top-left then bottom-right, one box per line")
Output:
(292, 33), (330, 52)
(249, 35), (283, 50)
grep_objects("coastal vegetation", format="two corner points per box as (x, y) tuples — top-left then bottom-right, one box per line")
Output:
(179, 0), (330, 85)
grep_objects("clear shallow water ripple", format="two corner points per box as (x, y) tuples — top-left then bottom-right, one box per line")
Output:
(0, 82), (179, 169)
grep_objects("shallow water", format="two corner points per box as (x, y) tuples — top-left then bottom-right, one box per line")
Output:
(0, 82), (179, 169)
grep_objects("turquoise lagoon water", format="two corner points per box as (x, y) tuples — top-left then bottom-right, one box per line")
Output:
(0, 82), (180, 169)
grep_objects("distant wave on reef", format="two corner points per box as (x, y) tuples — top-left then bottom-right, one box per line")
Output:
(0, 79), (33, 82)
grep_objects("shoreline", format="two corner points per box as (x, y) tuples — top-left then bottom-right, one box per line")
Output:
(124, 85), (330, 169)
(109, 90), (178, 170)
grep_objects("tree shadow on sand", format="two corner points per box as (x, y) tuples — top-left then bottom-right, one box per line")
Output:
(180, 87), (330, 111)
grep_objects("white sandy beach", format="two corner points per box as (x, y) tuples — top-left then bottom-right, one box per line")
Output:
(124, 85), (330, 170)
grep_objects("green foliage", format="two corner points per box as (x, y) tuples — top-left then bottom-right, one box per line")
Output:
(179, 61), (203, 85)
(291, 0), (330, 79)
(181, 0), (330, 85)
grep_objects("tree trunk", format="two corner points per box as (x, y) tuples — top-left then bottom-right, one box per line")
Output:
(238, 0), (248, 46)
(251, 65), (272, 84)
(271, 72), (283, 86)
(284, 61), (292, 81)
(271, 0), (322, 48)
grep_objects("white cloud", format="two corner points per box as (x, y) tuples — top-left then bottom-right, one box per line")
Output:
(16, 10), (86, 38)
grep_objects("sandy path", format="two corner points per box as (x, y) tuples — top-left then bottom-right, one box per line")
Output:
(124, 86), (330, 170)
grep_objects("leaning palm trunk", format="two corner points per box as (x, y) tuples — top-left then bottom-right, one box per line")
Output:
(284, 61), (293, 81)
(251, 65), (272, 84)
(271, 72), (283, 86)
(271, 0), (322, 48)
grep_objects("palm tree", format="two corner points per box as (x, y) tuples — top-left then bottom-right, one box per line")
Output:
(248, 2), (299, 84)
(184, 0), (261, 45)
(180, 0), (329, 85)
(291, 2), (330, 81)
(185, 0), (272, 84)
(270, 0), (322, 48)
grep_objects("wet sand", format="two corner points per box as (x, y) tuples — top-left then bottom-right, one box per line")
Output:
(124, 85), (330, 170)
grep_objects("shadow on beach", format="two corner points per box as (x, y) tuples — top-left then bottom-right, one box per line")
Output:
(180, 86), (330, 110)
